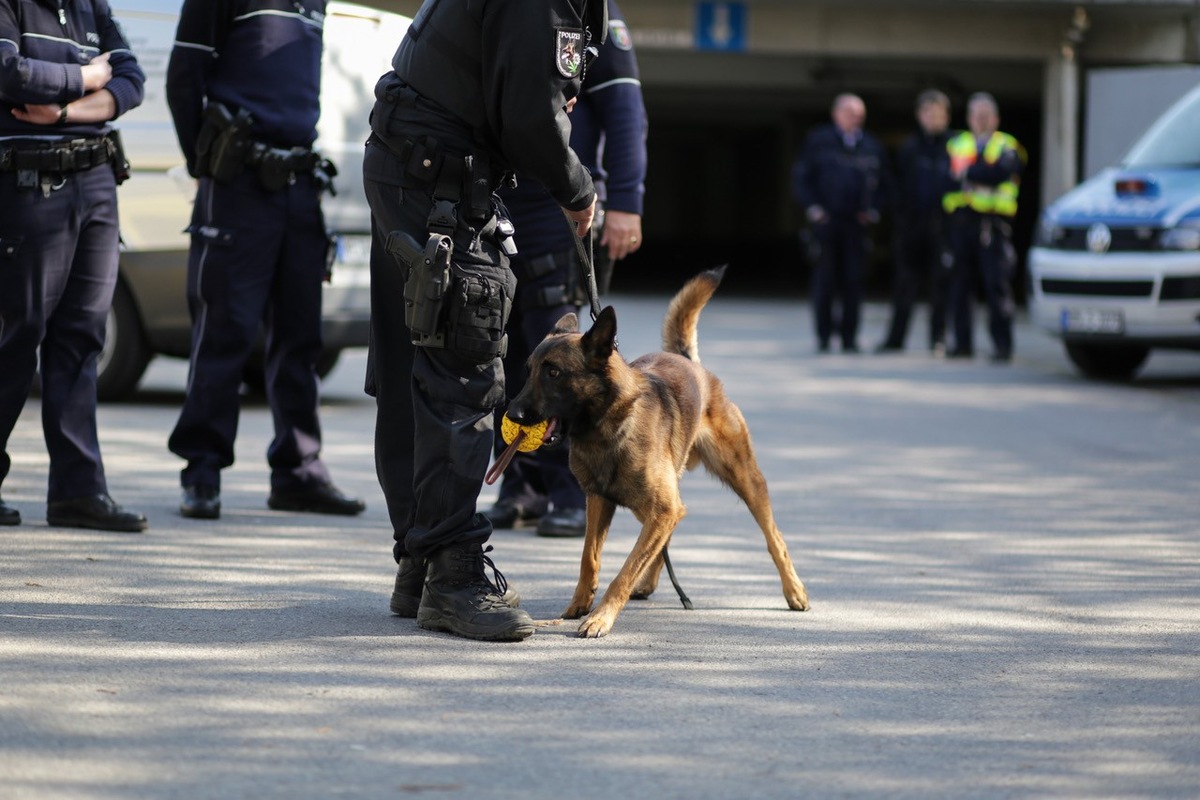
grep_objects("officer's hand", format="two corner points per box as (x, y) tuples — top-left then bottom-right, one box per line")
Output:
(601, 210), (643, 261)
(82, 53), (113, 92)
(564, 196), (596, 239)
(11, 104), (61, 126)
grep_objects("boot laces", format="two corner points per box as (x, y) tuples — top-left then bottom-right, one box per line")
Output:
(460, 545), (509, 598)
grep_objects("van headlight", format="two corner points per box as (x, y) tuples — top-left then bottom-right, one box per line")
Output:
(1159, 220), (1200, 251)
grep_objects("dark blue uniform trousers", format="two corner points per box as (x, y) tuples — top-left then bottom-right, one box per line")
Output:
(0, 164), (118, 502)
(168, 171), (331, 492)
(363, 140), (513, 563)
(947, 211), (1016, 357)
(811, 215), (868, 349)
(492, 256), (585, 515)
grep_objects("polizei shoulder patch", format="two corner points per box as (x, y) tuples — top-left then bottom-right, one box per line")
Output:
(556, 28), (584, 78)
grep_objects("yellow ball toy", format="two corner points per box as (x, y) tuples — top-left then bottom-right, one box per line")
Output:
(501, 416), (549, 452)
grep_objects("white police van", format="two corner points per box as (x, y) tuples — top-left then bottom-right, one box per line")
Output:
(100, 1), (409, 399)
(1028, 84), (1200, 379)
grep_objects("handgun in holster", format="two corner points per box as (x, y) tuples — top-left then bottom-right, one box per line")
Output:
(195, 103), (254, 182)
(386, 230), (452, 349)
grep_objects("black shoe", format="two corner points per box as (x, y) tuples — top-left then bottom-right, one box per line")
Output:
(874, 342), (903, 354)
(0, 496), (20, 526)
(481, 499), (543, 530)
(268, 483), (365, 516)
(47, 494), (147, 533)
(842, 342), (861, 354)
(990, 350), (1013, 364)
(390, 555), (427, 618)
(816, 341), (831, 354)
(417, 544), (534, 641)
(180, 485), (220, 519)
(536, 507), (586, 538)
(391, 553), (521, 618)
(946, 348), (974, 359)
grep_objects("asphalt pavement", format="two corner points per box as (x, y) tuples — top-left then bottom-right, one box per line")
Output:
(3, 296), (1199, 799)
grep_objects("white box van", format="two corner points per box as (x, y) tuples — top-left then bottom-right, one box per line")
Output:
(100, 1), (408, 399)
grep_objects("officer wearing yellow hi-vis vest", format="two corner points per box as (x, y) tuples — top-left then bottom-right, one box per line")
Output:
(943, 92), (1026, 362)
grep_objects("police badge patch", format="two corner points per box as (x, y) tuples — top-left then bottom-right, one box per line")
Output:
(556, 28), (583, 78)
(609, 20), (632, 51)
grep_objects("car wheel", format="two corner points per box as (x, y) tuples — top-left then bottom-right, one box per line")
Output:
(1063, 342), (1150, 380)
(97, 280), (152, 402)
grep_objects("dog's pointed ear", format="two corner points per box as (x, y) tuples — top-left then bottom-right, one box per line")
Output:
(581, 306), (617, 363)
(552, 312), (579, 335)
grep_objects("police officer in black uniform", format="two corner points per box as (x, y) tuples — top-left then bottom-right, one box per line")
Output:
(485, 0), (647, 539)
(877, 89), (954, 354)
(166, 0), (365, 520)
(364, 0), (605, 641)
(793, 93), (887, 353)
(0, 0), (147, 532)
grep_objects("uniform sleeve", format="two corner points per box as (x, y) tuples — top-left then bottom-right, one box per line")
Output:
(583, 5), (647, 215)
(479, 0), (595, 212)
(96, 0), (144, 119)
(0, 2), (85, 105)
(965, 137), (1027, 187)
(166, 0), (234, 174)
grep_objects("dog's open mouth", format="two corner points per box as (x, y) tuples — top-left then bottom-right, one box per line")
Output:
(542, 417), (562, 447)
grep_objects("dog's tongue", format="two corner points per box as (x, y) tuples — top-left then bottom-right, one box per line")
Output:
(484, 418), (557, 486)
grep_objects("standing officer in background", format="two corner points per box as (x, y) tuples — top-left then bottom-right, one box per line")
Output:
(0, 0), (147, 532)
(943, 92), (1026, 362)
(877, 89), (954, 355)
(364, 0), (604, 641)
(484, 0), (647, 539)
(166, 0), (365, 520)
(793, 93), (887, 354)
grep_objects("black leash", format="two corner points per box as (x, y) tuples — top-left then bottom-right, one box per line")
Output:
(562, 210), (693, 611)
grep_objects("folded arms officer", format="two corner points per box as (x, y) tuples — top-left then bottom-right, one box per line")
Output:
(364, 0), (604, 641)
(0, 0), (147, 532)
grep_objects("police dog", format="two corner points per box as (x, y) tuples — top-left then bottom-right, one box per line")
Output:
(504, 267), (810, 638)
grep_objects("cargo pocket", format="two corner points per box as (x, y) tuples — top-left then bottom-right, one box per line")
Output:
(446, 263), (514, 365)
(185, 224), (236, 247)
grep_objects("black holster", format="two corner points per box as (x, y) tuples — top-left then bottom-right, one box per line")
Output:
(387, 230), (451, 349)
(195, 103), (254, 182)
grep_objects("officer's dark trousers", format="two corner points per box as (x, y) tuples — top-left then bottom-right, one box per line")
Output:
(882, 217), (950, 349)
(810, 216), (867, 349)
(492, 252), (585, 515)
(0, 164), (117, 501)
(362, 139), (513, 564)
(947, 211), (1016, 356)
(168, 172), (331, 492)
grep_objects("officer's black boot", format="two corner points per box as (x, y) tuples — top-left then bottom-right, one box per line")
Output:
(417, 544), (534, 641)
(391, 553), (522, 618)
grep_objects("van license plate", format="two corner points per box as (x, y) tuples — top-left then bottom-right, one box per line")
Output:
(1061, 307), (1124, 334)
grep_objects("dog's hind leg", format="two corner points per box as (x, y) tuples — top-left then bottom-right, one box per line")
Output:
(630, 553), (666, 599)
(698, 401), (810, 612)
(562, 495), (617, 620)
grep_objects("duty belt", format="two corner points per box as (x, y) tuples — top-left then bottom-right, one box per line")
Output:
(245, 142), (320, 172)
(0, 137), (114, 174)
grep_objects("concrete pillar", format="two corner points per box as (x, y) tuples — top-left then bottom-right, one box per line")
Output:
(1041, 45), (1080, 207)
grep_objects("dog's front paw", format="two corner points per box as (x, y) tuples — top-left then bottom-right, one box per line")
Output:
(576, 610), (615, 638)
(562, 596), (593, 619)
(786, 585), (811, 612)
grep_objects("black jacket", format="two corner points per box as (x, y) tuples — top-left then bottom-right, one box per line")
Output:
(894, 128), (952, 226)
(792, 124), (886, 220)
(166, 0), (325, 176)
(392, 0), (604, 213)
(0, 0), (144, 138)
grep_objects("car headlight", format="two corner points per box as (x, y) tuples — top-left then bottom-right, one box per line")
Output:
(1034, 215), (1063, 247)
(1159, 220), (1200, 251)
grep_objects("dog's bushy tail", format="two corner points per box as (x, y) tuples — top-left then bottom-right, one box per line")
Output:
(662, 266), (727, 362)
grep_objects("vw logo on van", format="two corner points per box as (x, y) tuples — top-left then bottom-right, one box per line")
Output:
(1086, 222), (1113, 253)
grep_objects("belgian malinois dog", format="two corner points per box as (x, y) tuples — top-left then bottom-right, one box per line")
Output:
(504, 267), (810, 637)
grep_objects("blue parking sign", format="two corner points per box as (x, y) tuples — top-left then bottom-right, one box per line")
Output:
(695, 2), (747, 52)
